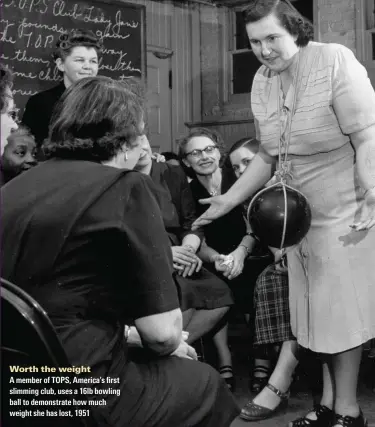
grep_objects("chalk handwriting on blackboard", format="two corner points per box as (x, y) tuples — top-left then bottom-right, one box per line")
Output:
(0, 0), (145, 112)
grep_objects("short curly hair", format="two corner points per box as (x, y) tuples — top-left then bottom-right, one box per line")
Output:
(0, 63), (13, 113)
(176, 127), (226, 159)
(43, 76), (145, 162)
(243, 0), (314, 47)
(53, 28), (103, 61)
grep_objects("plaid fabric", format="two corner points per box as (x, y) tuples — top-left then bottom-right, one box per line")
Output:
(254, 263), (295, 345)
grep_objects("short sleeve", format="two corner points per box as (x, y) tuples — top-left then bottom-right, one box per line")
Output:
(167, 165), (204, 242)
(118, 173), (180, 318)
(332, 46), (375, 134)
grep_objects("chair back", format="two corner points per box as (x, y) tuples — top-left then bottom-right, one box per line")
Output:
(1, 278), (97, 426)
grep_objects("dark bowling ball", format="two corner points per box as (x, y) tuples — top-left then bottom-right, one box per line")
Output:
(248, 184), (312, 248)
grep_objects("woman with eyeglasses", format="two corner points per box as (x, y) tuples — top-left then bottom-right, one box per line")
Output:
(0, 63), (19, 155)
(178, 128), (273, 391)
(192, 1), (375, 426)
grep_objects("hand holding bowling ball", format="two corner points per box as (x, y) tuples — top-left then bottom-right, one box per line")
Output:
(247, 183), (312, 249)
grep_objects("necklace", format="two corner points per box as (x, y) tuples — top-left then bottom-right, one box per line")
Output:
(209, 182), (221, 197)
(207, 172), (222, 196)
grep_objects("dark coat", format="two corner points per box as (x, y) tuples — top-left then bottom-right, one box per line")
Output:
(22, 83), (66, 146)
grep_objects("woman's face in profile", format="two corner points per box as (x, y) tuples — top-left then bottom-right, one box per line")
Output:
(134, 134), (152, 169)
(122, 121), (146, 170)
(229, 146), (256, 179)
(246, 12), (299, 73)
(124, 137), (143, 170)
(1, 88), (18, 155)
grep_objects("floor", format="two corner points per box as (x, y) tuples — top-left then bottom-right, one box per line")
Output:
(208, 317), (375, 427)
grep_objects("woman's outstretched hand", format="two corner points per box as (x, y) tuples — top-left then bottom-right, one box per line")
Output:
(192, 194), (233, 230)
(350, 188), (375, 231)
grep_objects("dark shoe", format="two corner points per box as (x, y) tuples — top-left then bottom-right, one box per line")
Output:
(240, 383), (289, 421)
(333, 410), (368, 427)
(250, 365), (270, 393)
(219, 365), (235, 392)
(289, 404), (334, 427)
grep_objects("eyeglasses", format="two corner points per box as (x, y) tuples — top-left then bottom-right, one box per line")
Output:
(185, 145), (217, 159)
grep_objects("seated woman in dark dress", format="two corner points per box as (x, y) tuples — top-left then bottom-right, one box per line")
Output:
(178, 128), (273, 390)
(22, 29), (102, 148)
(1, 76), (239, 427)
(133, 135), (235, 373)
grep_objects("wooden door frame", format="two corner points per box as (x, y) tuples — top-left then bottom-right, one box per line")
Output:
(146, 46), (173, 152)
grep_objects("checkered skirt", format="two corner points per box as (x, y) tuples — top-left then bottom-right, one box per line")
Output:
(254, 263), (295, 345)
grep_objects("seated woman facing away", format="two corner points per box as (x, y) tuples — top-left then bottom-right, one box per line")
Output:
(0, 76), (239, 427)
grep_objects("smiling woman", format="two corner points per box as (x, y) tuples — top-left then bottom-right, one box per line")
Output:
(0, 126), (37, 187)
(22, 29), (103, 149)
(0, 63), (18, 155)
(193, 1), (375, 426)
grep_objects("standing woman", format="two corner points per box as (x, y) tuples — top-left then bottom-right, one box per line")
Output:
(22, 28), (102, 147)
(0, 63), (18, 154)
(192, 1), (375, 426)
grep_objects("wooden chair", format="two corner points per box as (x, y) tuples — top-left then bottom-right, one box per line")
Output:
(1, 278), (98, 427)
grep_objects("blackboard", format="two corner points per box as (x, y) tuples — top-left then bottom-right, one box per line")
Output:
(0, 0), (146, 114)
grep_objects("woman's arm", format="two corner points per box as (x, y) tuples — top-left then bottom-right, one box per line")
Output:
(181, 234), (201, 253)
(351, 125), (375, 193)
(237, 233), (257, 256)
(226, 145), (275, 206)
(198, 238), (221, 263)
(134, 309), (182, 355)
(192, 146), (275, 228)
(350, 125), (375, 230)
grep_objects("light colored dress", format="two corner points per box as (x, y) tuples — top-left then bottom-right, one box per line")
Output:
(251, 41), (375, 353)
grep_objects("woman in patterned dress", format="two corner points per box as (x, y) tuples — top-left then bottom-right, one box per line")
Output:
(192, 1), (375, 426)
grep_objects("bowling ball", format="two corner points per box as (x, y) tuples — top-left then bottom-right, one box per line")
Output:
(248, 184), (312, 248)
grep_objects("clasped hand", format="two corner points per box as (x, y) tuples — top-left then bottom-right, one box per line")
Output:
(171, 246), (202, 277)
(213, 247), (246, 280)
(170, 332), (198, 361)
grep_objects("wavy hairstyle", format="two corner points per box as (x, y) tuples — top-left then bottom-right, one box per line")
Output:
(53, 28), (103, 61)
(43, 76), (145, 162)
(0, 63), (13, 113)
(243, 0), (314, 47)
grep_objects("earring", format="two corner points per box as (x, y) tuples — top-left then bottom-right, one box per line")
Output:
(124, 151), (128, 161)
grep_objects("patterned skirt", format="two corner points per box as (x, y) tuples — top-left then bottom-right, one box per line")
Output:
(254, 263), (295, 345)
